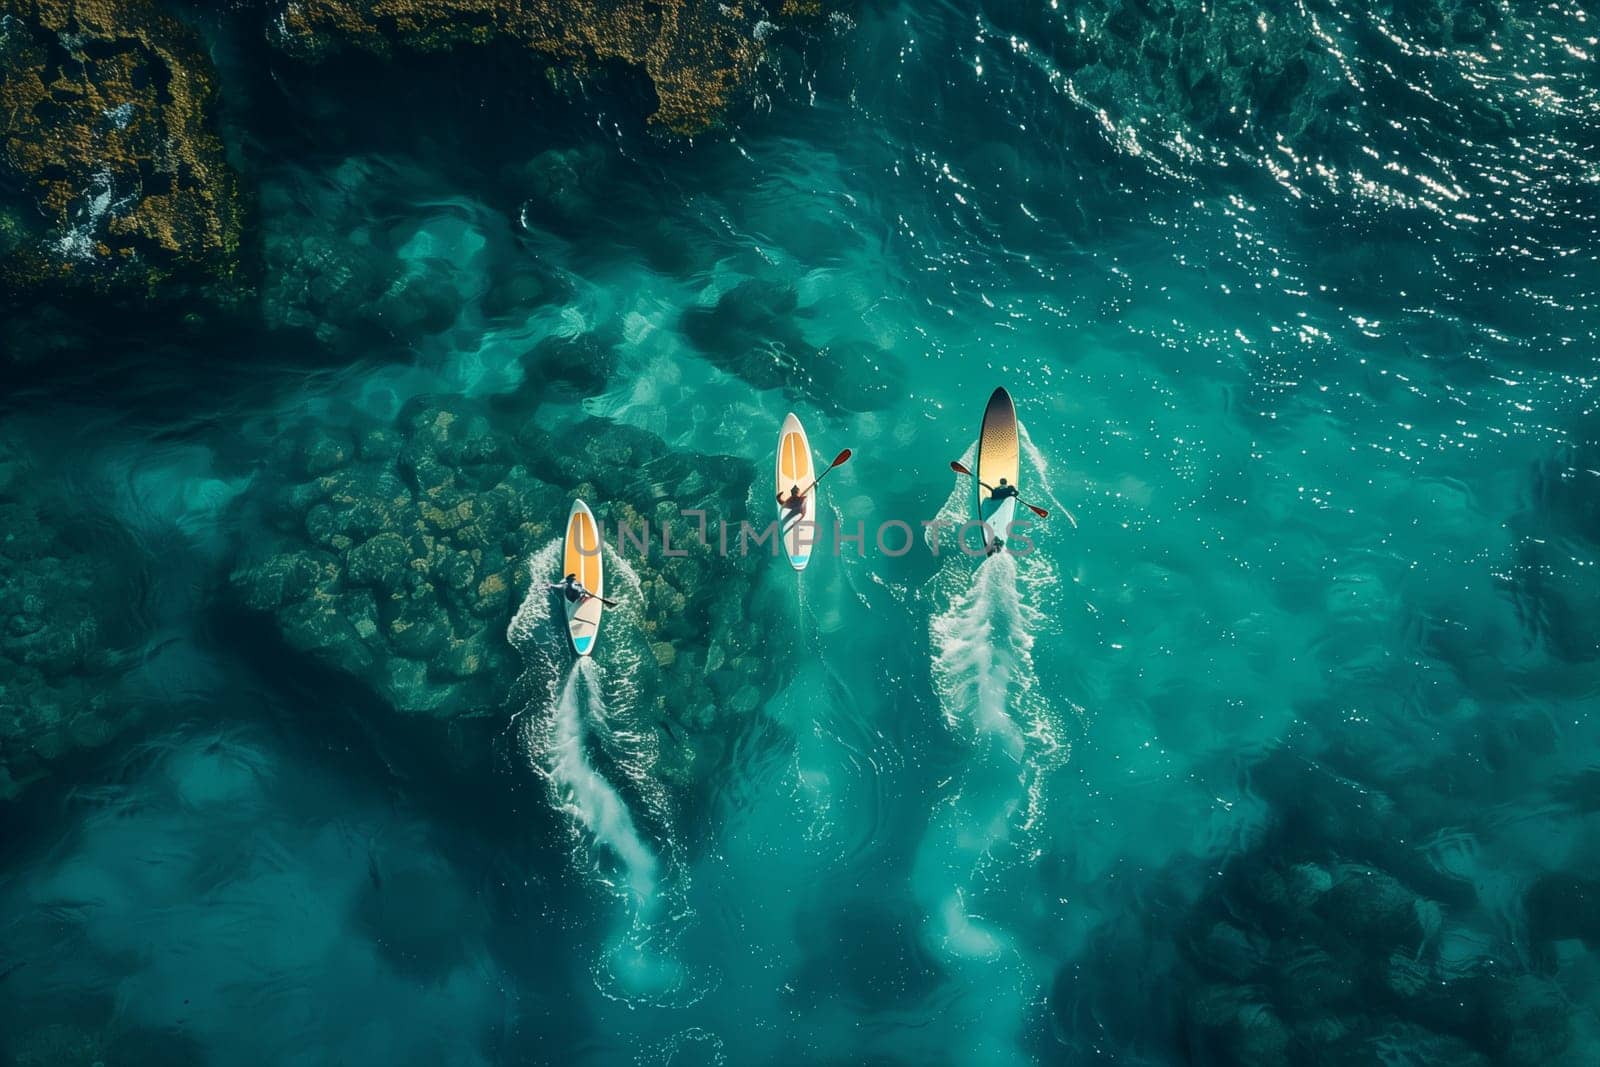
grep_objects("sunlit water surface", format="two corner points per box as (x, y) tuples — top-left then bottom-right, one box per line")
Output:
(3, 1), (1599, 1063)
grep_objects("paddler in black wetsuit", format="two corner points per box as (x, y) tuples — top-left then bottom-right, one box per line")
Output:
(984, 478), (1019, 556)
(550, 573), (617, 607)
(778, 484), (807, 527)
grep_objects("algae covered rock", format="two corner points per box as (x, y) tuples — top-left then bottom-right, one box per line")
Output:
(268, 0), (818, 133)
(0, 0), (243, 293)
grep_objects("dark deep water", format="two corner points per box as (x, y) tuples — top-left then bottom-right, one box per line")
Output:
(3, 1), (1599, 1064)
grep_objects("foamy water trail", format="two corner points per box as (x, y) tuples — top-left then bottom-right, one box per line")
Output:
(782, 577), (837, 840)
(917, 553), (1040, 957)
(506, 540), (567, 659)
(507, 540), (697, 1005)
(583, 548), (679, 873)
(914, 442), (1075, 964)
(931, 552), (1034, 755)
(509, 550), (659, 906)
(547, 660), (661, 904)
(927, 441), (1075, 817)
(909, 545), (1072, 1064)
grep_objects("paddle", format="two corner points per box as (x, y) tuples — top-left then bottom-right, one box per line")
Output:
(551, 582), (618, 608)
(799, 449), (852, 496)
(780, 449), (852, 537)
(949, 460), (1051, 520)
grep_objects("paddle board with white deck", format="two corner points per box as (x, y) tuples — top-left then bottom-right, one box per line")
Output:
(775, 413), (818, 570)
(562, 499), (604, 656)
(975, 387), (1021, 554)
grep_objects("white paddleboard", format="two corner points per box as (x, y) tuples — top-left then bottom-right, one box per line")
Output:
(562, 499), (604, 656)
(775, 413), (818, 570)
(975, 387), (1021, 554)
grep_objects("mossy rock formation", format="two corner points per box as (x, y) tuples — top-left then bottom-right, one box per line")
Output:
(269, 0), (809, 133)
(0, 0), (243, 292)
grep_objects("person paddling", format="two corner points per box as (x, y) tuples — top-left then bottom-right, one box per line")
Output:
(550, 572), (617, 608)
(777, 483), (807, 525)
(980, 478), (1020, 556)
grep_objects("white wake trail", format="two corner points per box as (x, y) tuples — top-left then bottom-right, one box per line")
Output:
(910, 545), (1073, 1065)
(931, 551), (1034, 756)
(550, 659), (660, 906)
(507, 539), (697, 1005)
(918, 551), (1047, 962)
(509, 541), (660, 905)
(914, 443), (1075, 964)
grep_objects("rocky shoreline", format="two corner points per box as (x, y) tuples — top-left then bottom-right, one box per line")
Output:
(0, 0), (819, 315)
(0, 0), (243, 294)
(269, 0), (811, 135)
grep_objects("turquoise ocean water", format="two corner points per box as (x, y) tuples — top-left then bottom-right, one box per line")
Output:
(3, 1), (1599, 1063)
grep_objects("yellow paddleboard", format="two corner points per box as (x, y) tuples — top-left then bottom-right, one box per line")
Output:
(776, 413), (817, 570)
(562, 499), (604, 655)
(975, 387), (1020, 554)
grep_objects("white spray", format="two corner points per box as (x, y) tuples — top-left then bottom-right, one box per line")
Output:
(910, 450), (1077, 1063)
(546, 659), (661, 905)
(506, 539), (695, 1004)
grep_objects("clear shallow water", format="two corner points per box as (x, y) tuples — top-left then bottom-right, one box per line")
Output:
(3, 0), (1599, 1063)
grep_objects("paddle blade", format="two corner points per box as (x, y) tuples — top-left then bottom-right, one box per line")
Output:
(1027, 502), (1050, 519)
(829, 448), (852, 469)
(950, 460), (973, 477)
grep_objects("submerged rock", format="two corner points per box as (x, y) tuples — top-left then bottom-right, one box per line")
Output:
(257, 159), (476, 347)
(256, 157), (576, 353)
(1485, 974), (1573, 1065)
(1524, 874), (1600, 950)
(528, 331), (618, 398)
(5, 1023), (103, 1067)
(1060, 729), (1581, 1065)
(0, 435), (151, 799)
(1320, 866), (1428, 945)
(228, 392), (780, 791)
(683, 278), (900, 413)
(0, 0), (243, 294)
(1059, 0), (1346, 148)
(507, 145), (609, 232)
(269, 0), (821, 133)
(1183, 985), (1291, 1067)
